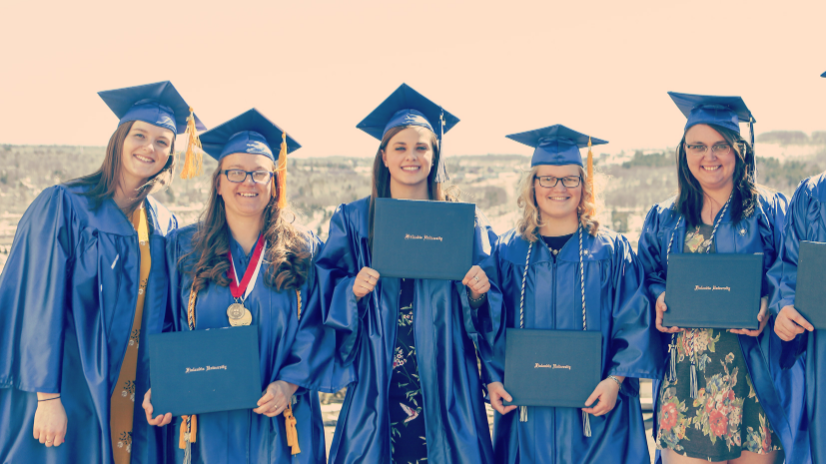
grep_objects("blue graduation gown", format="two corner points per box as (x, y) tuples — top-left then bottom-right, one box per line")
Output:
(638, 189), (811, 463)
(316, 196), (499, 464)
(0, 184), (177, 464)
(483, 228), (662, 463)
(767, 173), (826, 463)
(166, 224), (346, 464)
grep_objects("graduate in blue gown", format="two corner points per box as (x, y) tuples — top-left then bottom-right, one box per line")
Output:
(316, 84), (499, 464)
(483, 125), (662, 463)
(766, 68), (826, 464)
(142, 109), (348, 464)
(639, 92), (809, 463)
(0, 81), (203, 463)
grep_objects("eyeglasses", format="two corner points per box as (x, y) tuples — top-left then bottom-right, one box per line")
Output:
(685, 143), (732, 156)
(534, 175), (582, 188)
(221, 169), (274, 184)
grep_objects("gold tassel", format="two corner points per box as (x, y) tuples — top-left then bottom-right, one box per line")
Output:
(180, 106), (204, 180)
(586, 137), (595, 206)
(179, 414), (197, 449)
(276, 132), (288, 209)
(284, 402), (301, 455)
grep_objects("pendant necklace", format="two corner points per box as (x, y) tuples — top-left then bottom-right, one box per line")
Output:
(227, 235), (266, 326)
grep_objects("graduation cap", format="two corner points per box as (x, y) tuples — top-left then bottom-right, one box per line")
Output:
(357, 83), (459, 182)
(200, 108), (301, 209)
(507, 124), (606, 204)
(506, 124), (607, 168)
(668, 91), (755, 144)
(98, 81), (206, 179)
(669, 91), (757, 179)
(821, 70), (826, 77)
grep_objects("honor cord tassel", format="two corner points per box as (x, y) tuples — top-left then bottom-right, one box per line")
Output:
(668, 334), (677, 382)
(284, 402), (301, 455)
(582, 410), (592, 438)
(518, 243), (534, 423)
(276, 132), (288, 209)
(180, 288), (199, 460)
(180, 106), (203, 180)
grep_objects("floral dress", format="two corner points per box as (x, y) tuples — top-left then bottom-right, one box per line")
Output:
(388, 278), (427, 464)
(655, 224), (782, 461)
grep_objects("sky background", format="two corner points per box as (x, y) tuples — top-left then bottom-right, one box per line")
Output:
(1, 1), (824, 158)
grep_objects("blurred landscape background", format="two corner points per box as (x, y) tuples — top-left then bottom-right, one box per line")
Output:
(1, 129), (823, 265)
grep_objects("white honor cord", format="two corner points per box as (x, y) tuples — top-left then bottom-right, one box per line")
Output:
(229, 240), (267, 302)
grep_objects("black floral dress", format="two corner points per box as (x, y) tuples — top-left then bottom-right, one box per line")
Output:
(655, 224), (782, 461)
(389, 278), (427, 464)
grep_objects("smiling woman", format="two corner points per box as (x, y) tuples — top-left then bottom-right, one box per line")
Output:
(0, 81), (203, 464)
(639, 92), (809, 464)
(143, 108), (349, 464)
(317, 83), (500, 464)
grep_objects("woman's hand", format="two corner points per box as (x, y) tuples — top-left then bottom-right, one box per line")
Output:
(487, 382), (518, 415)
(142, 389), (172, 427)
(582, 376), (624, 416)
(655, 292), (682, 333)
(731, 297), (769, 337)
(352, 267), (380, 302)
(462, 265), (490, 302)
(33, 393), (67, 447)
(254, 380), (298, 417)
(775, 305), (813, 341)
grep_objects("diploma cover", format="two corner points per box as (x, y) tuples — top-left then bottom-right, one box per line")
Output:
(663, 254), (762, 329)
(371, 198), (475, 281)
(148, 325), (262, 416)
(503, 329), (603, 408)
(795, 241), (826, 329)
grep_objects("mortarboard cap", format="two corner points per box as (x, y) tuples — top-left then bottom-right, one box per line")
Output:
(200, 108), (300, 209)
(668, 91), (754, 136)
(821, 71), (826, 77)
(98, 81), (205, 135)
(506, 124), (607, 167)
(357, 83), (459, 182)
(200, 108), (300, 162)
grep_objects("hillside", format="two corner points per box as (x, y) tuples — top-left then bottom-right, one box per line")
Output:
(0, 138), (824, 271)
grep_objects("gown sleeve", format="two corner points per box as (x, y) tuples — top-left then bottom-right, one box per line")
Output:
(461, 214), (501, 385)
(476, 236), (508, 385)
(757, 191), (788, 298)
(768, 183), (816, 366)
(607, 235), (664, 383)
(637, 205), (668, 303)
(277, 234), (354, 393)
(0, 186), (75, 393)
(315, 204), (365, 367)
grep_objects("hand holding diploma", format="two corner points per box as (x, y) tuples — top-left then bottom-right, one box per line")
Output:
(353, 267), (380, 302)
(730, 296), (769, 337)
(254, 380), (298, 417)
(775, 305), (814, 341)
(142, 388), (173, 427)
(655, 292), (682, 333)
(582, 376), (625, 416)
(487, 382), (518, 415)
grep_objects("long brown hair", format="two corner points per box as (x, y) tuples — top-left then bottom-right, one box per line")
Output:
(516, 165), (600, 242)
(367, 125), (457, 248)
(67, 121), (176, 212)
(675, 124), (758, 227)
(182, 160), (310, 293)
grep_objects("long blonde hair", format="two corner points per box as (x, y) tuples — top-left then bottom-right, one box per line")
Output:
(516, 165), (599, 243)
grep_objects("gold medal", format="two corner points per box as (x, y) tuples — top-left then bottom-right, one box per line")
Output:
(227, 302), (253, 326)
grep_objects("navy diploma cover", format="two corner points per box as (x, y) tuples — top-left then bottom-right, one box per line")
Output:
(795, 241), (826, 329)
(371, 198), (475, 281)
(148, 325), (262, 416)
(663, 254), (762, 329)
(503, 329), (603, 408)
